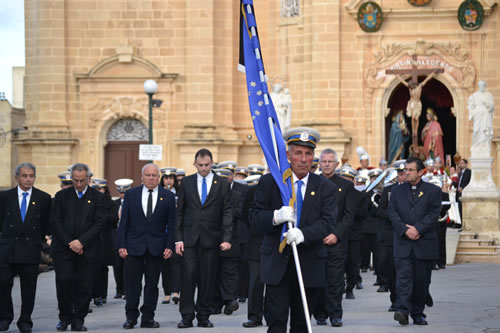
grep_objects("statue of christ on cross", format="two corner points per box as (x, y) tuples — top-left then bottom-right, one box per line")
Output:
(386, 54), (444, 145)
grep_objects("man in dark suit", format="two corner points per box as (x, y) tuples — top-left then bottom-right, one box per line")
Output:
(116, 164), (176, 329)
(252, 127), (337, 333)
(389, 157), (441, 326)
(175, 148), (233, 329)
(376, 160), (406, 311)
(0, 163), (51, 333)
(313, 148), (355, 327)
(454, 159), (471, 224)
(50, 163), (106, 332)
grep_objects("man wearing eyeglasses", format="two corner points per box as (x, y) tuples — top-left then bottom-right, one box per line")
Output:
(388, 157), (441, 326)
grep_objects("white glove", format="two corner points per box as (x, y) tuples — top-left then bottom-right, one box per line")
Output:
(273, 206), (296, 226)
(284, 227), (304, 245)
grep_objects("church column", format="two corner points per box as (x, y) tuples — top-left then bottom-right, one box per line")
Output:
(14, 0), (76, 195)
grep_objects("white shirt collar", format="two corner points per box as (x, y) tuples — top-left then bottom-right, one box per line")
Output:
(292, 171), (309, 187)
(75, 186), (88, 196)
(197, 172), (214, 183)
(17, 186), (33, 196)
(142, 185), (159, 193)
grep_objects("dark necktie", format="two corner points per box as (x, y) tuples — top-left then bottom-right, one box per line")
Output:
(296, 180), (303, 228)
(21, 192), (28, 223)
(147, 189), (153, 220)
(201, 177), (207, 205)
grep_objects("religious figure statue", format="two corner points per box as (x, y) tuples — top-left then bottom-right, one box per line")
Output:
(468, 80), (495, 155)
(421, 108), (444, 163)
(395, 70), (436, 141)
(270, 83), (292, 132)
(388, 110), (410, 163)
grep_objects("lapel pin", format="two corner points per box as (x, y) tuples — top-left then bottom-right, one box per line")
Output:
(88, 200), (91, 204)
(32, 202), (36, 205)
(214, 180), (217, 184)
(160, 197), (163, 200)
(311, 191), (316, 196)
(418, 192), (423, 198)
(339, 188), (342, 192)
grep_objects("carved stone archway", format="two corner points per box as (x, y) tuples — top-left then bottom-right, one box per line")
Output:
(365, 40), (476, 161)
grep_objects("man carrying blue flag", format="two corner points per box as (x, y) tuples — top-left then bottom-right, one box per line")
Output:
(251, 127), (337, 333)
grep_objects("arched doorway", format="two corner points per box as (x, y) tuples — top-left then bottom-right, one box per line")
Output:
(105, 118), (148, 197)
(385, 78), (456, 165)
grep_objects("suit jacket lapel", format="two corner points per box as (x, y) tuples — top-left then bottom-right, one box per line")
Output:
(81, 189), (92, 226)
(190, 176), (202, 207)
(204, 175), (219, 206)
(298, 174), (318, 227)
(9, 189), (23, 226)
(154, 187), (166, 216)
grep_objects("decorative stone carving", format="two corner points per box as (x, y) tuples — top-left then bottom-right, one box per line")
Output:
(280, 0), (299, 18)
(269, 83), (292, 132)
(366, 40), (476, 93)
(107, 119), (148, 141)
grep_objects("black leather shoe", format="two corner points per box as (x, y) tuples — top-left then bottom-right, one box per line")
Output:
(70, 325), (87, 332)
(56, 321), (70, 332)
(17, 323), (32, 333)
(345, 290), (355, 299)
(360, 268), (368, 273)
(177, 320), (193, 329)
(394, 311), (409, 325)
(0, 321), (9, 332)
(238, 297), (247, 303)
(377, 285), (389, 292)
(122, 320), (137, 329)
(114, 292), (124, 299)
(140, 320), (160, 328)
(316, 318), (327, 326)
(210, 307), (222, 315)
(413, 317), (428, 325)
(93, 297), (103, 307)
(330, 318), (343, 327)
(172, 293), (180, 304)
(388, 303), (397, 312)
(356, 282), (364, 290)
(197, 320), (214, 328)
(242, 320), (262, 328)
(224, 301), (239, 315)
(426, 294), (434, 307)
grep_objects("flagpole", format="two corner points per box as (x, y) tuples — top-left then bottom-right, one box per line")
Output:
(267, 116), (312, 333)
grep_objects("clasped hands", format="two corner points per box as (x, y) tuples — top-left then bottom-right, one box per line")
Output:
(405, 224), (420, 240)
(118, 248), (172, 259)
(68, 239), (83, 255)
(175, 241), (231, 256)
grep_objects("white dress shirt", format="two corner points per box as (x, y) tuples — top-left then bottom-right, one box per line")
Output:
(142, 185), (159, 217)
(197, 172), (214, 202)
(74, 186), (88, 197)
(291, 171), (309, 202)
(17, 186), (33, 209)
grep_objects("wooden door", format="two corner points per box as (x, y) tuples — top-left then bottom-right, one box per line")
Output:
(105, 141), (147, 197)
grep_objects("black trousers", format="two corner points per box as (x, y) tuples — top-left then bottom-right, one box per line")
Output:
(124, 251), (163, 322)
(179, 246), (218, 321)
(214, 256), (239, 308)
(237, 243), (249, 299)
(376, 241), (388, 285)
(113, 256), (125, 295)
(313, 243), (346, 320)
(345, 240), (361, 291)
(247, 260), (265, 322)
(437, 222), (447, 267)
(54, 255), (98, 323)
(394, 252), (433, 319)
(265, 258), (317, 333)
(161, 254), (181, 296)
(92, 265), (109, 299)
(383, 244), (397, 304)
(360, 233), (377, 270)
(0, 262), (39, 327)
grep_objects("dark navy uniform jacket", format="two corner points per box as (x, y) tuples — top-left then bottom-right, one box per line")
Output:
(388, 180), (441, 260)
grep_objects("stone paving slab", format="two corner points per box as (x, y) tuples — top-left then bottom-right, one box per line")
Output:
(7, 262), (500, 333)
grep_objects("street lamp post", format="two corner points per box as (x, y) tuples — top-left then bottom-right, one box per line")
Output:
(143, 80), (158, 145)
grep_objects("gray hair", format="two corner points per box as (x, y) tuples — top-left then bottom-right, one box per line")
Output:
(142, 163), (160, 175)
(71, 163), (90, 177)
(320, 148), (338, 161)
(15, 162), (36, 177)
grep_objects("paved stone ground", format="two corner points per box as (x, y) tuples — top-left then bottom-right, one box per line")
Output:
(7, 261), (500, 333)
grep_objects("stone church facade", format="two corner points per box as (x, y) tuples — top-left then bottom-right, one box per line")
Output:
(14, 0), (500, 194)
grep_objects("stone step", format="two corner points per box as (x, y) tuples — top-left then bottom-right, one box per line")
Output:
(454, 253), (500, 264)
(456, 245), (499, 253)
(459, 232), (478, 240)
(459, 239), (496, 246)
(455, 251), (499, 256)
